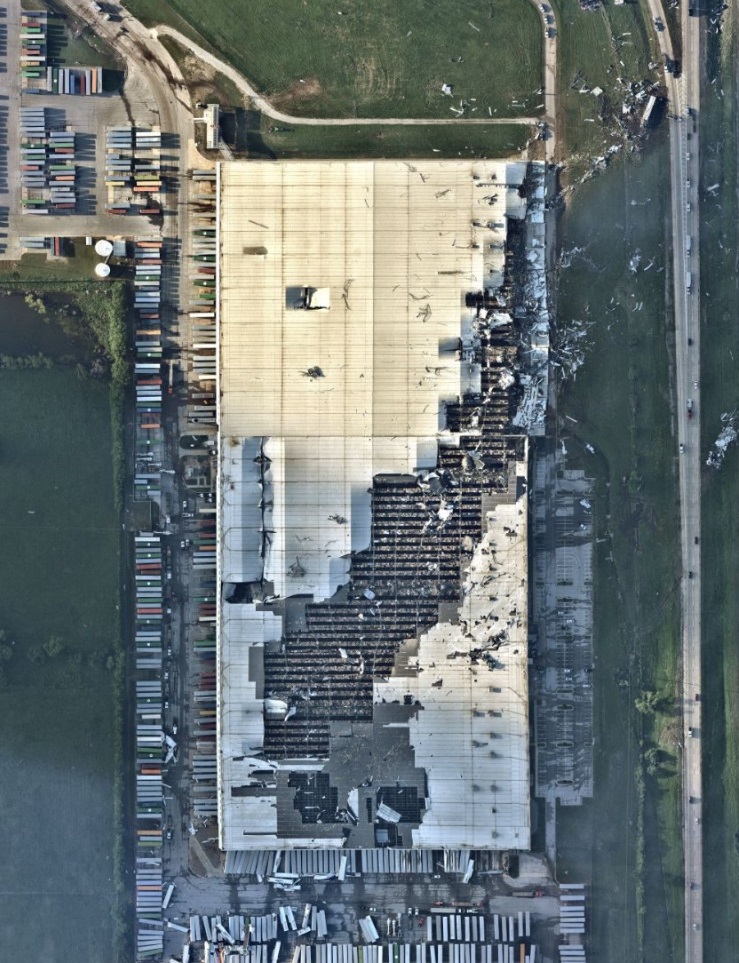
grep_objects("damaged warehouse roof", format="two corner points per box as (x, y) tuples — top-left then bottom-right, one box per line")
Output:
(216, 159), (546, 853)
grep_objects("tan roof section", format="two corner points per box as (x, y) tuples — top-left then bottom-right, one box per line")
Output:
(219, 160), (511, 443)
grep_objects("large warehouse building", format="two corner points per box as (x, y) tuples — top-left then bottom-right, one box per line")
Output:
(215, 159), (548, 856)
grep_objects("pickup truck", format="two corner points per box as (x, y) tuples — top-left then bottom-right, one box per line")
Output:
(687, 399), (694, 418)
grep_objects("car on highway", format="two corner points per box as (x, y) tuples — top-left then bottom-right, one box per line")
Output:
(680, 443), (685, 453)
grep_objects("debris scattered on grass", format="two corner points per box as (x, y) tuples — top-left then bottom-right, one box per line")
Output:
(707, 412), (738, 469)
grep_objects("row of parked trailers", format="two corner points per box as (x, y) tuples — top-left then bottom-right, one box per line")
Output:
(19, 108), (77, 213)
(557, 949), (585, 963)
(135, 533), (166, 960)
(188, 171), (217, 390)
(134, 239), (166, 501)
(19, 11), (47, 89)
(20, 235), (65, 255)
(187, 512), (218, 820)
(490, 915), (531, 945)
(106, 126), (164, 205)
(425, 916), (490, 945)
(178, 943), (540, 963)
(295, 946), (537, 963)
(558, 885), (585, 938)
(135, 359), (166, 500)
(43, 65), (103, 95)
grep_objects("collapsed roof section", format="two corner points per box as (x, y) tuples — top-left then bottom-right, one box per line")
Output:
(511, 167), (549, 436)
(374, 466), (530, 850)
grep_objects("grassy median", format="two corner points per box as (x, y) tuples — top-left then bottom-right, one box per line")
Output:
(698, 5), (739, 958)
(555, 131), (683, 960)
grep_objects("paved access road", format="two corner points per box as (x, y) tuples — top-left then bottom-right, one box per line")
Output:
(674, 13), (703, 955)
(524, 0), (558, 163)
(642, 1), (704, 958)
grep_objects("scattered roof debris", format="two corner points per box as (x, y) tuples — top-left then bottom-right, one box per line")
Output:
(707, 412), (738, 469)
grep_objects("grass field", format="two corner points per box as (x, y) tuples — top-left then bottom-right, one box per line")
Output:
(124, 0), (542, 119)
(550, 0), (657, 177)
(555, 131), (683, 960)
(159, 33), (532, 160)
(0, 241), (101, 282)
(247, 115), (532, 160)
(0, 365), (121, 963)
(698, 7), (739, 958)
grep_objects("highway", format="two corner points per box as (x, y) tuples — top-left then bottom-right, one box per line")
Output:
(523, 0), (558, 163)
(644, 2), (704, 958)
(670, 10), (703, 962)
